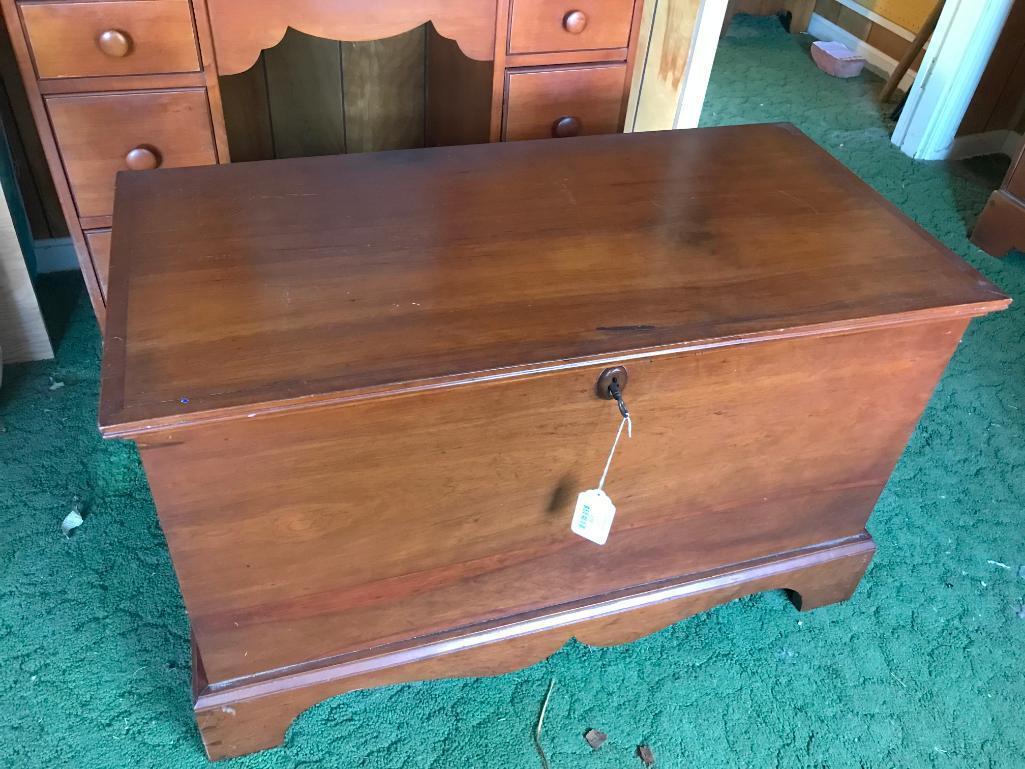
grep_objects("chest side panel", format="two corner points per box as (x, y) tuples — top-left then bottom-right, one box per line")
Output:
(139, 320), (965, 683)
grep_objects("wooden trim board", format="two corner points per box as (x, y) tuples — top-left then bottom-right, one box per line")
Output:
(193, 533), (877, 760)
(0, 182), (51, 364)
(829, 0), (914, 41)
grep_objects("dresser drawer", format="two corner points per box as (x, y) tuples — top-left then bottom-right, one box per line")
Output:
(85, 229), (111, 301)
(47, 89), (217, 219)
(21, 1), (200, 79)
(508, 0), (636, 54)
(504, 64), (626, 140)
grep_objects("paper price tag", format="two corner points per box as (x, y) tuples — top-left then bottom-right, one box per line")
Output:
(571, 488), (616, 545)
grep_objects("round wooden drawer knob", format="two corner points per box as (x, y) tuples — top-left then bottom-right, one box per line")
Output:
(553, 116), (581, 138)
(98, 29), (132, 58)
(126, 146), (160, 171)
(563, 10), (588, 34)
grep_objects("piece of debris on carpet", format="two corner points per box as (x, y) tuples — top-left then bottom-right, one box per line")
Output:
(61, 498), (85, 537)
(637, 744), (655, 766)
(533, 678), (555, 769)
(583, 729), (607, 750)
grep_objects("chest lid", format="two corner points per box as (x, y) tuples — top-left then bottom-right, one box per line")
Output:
(99, 124), (1008, 436)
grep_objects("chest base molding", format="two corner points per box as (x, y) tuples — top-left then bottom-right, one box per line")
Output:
(193, 531), (875, 760)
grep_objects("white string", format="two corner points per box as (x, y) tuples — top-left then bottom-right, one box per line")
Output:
(598, 415), (632, 491)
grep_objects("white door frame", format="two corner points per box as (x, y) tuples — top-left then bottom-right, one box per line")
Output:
(891, 0), (1015, 160)
(626, 0), (728, 133)
(674, 0), (728, 128)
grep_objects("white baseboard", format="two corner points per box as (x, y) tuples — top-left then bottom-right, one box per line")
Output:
(807, 13), (918, 94)
(33, 237), (78, 274)
(945, 129), (1024, 161)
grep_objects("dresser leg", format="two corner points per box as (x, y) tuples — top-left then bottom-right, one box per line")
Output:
(971, 190), (1025, 257)
(195, 692), (316, 761)
(786, 534), (876, 611)
(190, 638), (308, 761)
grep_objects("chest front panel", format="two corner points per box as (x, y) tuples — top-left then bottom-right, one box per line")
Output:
(139, 320), (964, 684)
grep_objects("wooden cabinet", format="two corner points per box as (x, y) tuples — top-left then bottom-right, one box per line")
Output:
(47, 89), (218, 220)
(504, 63), (627, 139)
(0, 0), (646, 327)
(972, 141), (1025, 257)
(508, 0), (637, 53)
(100, 126), (1008, 760)
(21, 0), (200, 79)
(0, 0), (228, 327)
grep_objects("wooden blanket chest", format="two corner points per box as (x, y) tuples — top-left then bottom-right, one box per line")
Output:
(99, 124), (1009, 760)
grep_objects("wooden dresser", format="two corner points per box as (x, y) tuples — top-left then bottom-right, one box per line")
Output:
(0, 0), (647, 326)
(99, 125), (1009, 760)
(972, 139), (1025, 257)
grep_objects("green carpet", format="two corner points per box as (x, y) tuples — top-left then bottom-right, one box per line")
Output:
(3, 16), (1024, 769)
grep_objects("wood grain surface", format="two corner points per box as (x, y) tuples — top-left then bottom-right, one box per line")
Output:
(99, 123), (1009, 760)
(341, 28), (426, 153)
(972, 134), (1025, 257)
(205, 0), (498, 74)
(47, 89), (217, 219)
(84, 228), (111, 301)
(141, 319), (964, 683)
(193, 534), (874, 759)
(504, 63), (627, 139)
(508, 0), (637, 54)
(100, 125), (1007, 434)
(425, 23), (493, 146)
(262, 29), (345, 158)
(21, 0), (200, 79)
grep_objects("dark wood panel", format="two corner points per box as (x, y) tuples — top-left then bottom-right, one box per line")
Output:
(100, 125), (1007, 433)
(341, 26), (426, 153)
(262, 28), (344, 158)
(0, 14), (64, 238)
(224, 27), (431, 159)
(218, 56), (274, 162)
(0, 68), (48, 238)
(425, 23), (492, 146)
(959, 0), (1025, 136)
